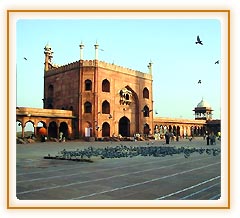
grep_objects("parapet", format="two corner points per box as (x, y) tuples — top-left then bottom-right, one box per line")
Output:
(16, 107), (75, 118)
(98, 61), (152, 80)
(45, 61), (80, 75)
(45, 59), (152, 81)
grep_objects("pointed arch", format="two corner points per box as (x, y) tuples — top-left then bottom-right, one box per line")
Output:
(102, 79), (110, 92)
(85, 79), (92, 91)
(48, 121), (58, 138)
(143, 87), (149, 99)
(84, 101), (92, 113)
(119, 116), (130, 137)
(102, 100), (110, 114)
(102, 122), (110, 137)
(143, 105), (150, 117)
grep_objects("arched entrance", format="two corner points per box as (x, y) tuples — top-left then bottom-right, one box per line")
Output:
(48, 121), (58, 138)
(59, 122), (68, 139)
(143, 123), (150, 135)
(102, 122), (110, 137)
(177, 126), (180, 136)
(24, 121), (34, 137)
(119, 116), (130, 137)
(125, 86), (140, 133)
(37, 121), (47, 137)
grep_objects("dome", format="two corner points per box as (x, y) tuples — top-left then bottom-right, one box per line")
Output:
(197, 98), (211, 108)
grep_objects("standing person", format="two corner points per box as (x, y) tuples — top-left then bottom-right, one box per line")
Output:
(59, 131), (63, 142)
(176, 134), (179, 141)
(165, 131), (170, 144)
(206, 133), (210, 145)
(41, 134), (45, 142)
(203, 133), (206, 140)
(210, 133), (215, 145)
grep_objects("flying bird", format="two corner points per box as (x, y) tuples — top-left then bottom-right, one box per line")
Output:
(195, 35), (203, 45)
(198, 80), (202, 84)
(215, 60), (220, 64)
(23, 57), (28, 60)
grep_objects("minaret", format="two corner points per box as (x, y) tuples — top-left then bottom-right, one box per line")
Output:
(79, 41), (84, 60)
(94, 41), (99, 60)
(148, 60), (153, 74)
(44, 43), (53, 72)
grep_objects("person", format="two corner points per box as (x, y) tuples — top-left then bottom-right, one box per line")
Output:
(210, 133), (216, 145)
(206, 133), (210, 145)
(203, 133), (206, 140)
(217, 131), (221, 141)
(176, 134), (179, 141)
(59, 131), (63, 142)
(165, 131), (170, 144)
(41, 134), (45, 142)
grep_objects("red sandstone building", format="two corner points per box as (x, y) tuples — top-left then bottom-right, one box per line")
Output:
(16, 43), (220, 140)
(42, 42), (153, 139)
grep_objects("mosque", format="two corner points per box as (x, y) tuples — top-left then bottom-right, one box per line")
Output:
(16, 43), (220, 140)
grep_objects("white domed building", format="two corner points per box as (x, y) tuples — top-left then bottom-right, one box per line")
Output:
(193, 98), (213, 120)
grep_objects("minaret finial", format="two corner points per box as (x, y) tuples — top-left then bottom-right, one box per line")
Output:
(148, 60), (153, 74)
(79, 41), (84, 60)
(94, 41), (99, 60)
(44, 43), (53, 72)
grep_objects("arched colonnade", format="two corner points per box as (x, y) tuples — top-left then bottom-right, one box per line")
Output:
(16, 107), (75, 139)
(153, 118), (206, 138)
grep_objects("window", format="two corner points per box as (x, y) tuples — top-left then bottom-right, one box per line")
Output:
(84, 102), (92, 113)
(143, 105), (149, 117)
(102, 100), (110, 114)
(48, 85), (54, 97)
(46, 85), (54, 108)
(102, 79), (110, 92)
(143, 87), (149, 99)
(85, 79), (92, 91)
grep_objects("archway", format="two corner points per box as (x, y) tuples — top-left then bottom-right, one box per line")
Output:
(59, 122), (69, 139)
(37, 121), (47, 137)
(177, 126), (181, 136)
(119, 116), (130, 137)
(102, 122), (110, 137)
(48, 121), (58, 138)
(143, 123), (150, 135)
(16, 120), (22, 137)
(24, 121), (34, 137)
(125, 85), (139, 133)
(173, 125), (177, 136)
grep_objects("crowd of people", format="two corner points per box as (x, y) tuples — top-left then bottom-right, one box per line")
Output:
(161, 131), (221, 145)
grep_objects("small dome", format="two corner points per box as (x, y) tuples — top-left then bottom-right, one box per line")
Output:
(197, 98), (211, 108)
(44, 43), (51, 50)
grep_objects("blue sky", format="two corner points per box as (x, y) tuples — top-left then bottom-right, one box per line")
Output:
(16, 18), (221, 119)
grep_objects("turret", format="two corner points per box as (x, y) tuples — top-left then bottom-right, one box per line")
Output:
(44, 43), (54, 72)
(79, 41), (84, 60)
(94, 41), (99, 60)
(147, 60), (153, 74)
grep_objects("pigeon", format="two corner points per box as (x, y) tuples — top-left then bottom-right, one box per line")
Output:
(215, 60), (219, 64)
(50, 145), (221, 161)
(198, 80), (202, 84)
(195, 35), (203, 45)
